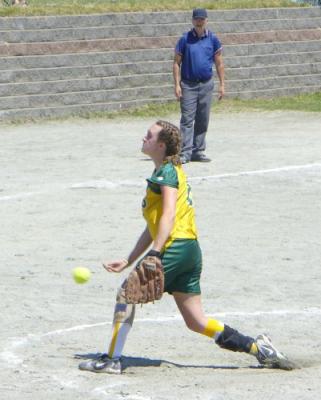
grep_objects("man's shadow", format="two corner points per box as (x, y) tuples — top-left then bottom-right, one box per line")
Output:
(75, 352), (262, 371)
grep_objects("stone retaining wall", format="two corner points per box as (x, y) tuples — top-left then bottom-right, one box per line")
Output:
(0, 7), (321, 120)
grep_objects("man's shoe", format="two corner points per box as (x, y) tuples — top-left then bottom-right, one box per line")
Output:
(79, 353), (121, 374)
(180, 155), (189, 164)
(255, 334), (295, 370)
(191, 153), (211, 162)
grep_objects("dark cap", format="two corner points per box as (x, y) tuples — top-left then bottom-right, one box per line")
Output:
(192, 8), (208, 19)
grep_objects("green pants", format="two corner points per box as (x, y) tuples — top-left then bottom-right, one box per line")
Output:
(162, 239), (202, 294)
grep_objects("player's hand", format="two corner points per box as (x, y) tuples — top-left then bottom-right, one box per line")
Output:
(103, 259), (129, 273)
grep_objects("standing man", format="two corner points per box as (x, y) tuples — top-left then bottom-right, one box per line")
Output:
(173, 8), (225, 163)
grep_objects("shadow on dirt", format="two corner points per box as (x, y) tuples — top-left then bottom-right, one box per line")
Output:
(74, 352), (265, 371)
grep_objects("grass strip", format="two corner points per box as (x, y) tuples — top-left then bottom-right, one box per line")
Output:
(2, 92), (320, 126)
(0, 0), (306, 17)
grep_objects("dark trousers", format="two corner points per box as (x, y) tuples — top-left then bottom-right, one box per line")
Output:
(180, 78), (214, 160)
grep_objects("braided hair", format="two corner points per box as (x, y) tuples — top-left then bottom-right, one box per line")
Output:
(155, 120), (181, 165)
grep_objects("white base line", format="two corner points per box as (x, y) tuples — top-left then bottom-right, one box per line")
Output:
(10, 307), (321, 341)
(1, 308), (320, 367)
(188, 162), (321, 182)
(38, 307), (321, 338)
(1, 162), (321, 202)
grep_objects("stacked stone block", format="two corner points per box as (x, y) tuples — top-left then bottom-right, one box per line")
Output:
(0, 7), (320, 120)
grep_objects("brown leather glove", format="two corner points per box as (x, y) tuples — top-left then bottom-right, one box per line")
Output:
(124, 253), (164, 304)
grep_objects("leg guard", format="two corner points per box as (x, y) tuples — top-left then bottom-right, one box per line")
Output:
(108, 283), (135, 359)
(113, 284), (135, 326)
(215, 325), (254, 353)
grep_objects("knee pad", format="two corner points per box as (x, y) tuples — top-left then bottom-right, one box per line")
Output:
(113, 285), (135, 326)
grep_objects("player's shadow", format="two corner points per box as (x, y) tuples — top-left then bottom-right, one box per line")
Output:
(74, 352), (262, 371)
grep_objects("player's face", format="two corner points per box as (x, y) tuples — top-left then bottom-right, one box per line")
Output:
(142, 124), (163, 156)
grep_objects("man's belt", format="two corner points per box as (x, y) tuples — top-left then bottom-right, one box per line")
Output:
(182, 78), (212, 84)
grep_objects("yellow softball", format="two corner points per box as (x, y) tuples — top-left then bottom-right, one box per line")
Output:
(72, 267), (91, 284)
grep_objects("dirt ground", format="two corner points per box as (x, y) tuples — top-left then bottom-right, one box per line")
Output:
(1, 111), (321, 400)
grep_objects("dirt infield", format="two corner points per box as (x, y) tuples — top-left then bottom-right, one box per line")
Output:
(1, 111), (321, 400)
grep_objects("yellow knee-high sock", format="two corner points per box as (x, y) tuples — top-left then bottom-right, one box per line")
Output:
(202, 319), (224, 340)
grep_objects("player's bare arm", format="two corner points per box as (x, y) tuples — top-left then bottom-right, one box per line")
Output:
(103, 226), (152, 273)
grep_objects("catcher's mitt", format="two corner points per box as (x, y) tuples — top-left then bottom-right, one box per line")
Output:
(124, 255), (164, 304)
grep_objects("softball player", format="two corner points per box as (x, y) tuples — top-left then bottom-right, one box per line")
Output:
(79, 121), (293, 374)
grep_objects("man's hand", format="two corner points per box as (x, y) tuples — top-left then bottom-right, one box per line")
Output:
(218, 83), (225, 100)
(175, 84), (182, 100)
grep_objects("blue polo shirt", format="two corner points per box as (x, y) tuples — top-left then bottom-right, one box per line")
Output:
(175, 29), (222, 82)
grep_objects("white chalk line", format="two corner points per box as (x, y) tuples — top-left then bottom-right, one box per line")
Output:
(1, 307), (321, 367)
(92, 386), (149, 400)
(34, 306), (321, 340)
(188, 162), (321, 183)
(2, 307), (320, 395)
(1, 162), (321, 203)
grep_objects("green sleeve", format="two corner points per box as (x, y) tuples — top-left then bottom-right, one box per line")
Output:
(148, 163), (179, 189)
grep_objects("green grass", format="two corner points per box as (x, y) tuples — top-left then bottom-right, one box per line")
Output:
(218, 92), (321, 113)
(0, 0), (307, 17)
(100, 92), (321, 119)
(3, 92), (320, 126)
(114, 91), (321, 118)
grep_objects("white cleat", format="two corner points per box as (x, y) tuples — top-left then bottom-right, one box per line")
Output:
(255, 334), (295, 371)
(79, 354), (121, 374)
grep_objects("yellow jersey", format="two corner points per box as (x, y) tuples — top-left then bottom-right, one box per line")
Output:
(142, 162), (197, 250)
